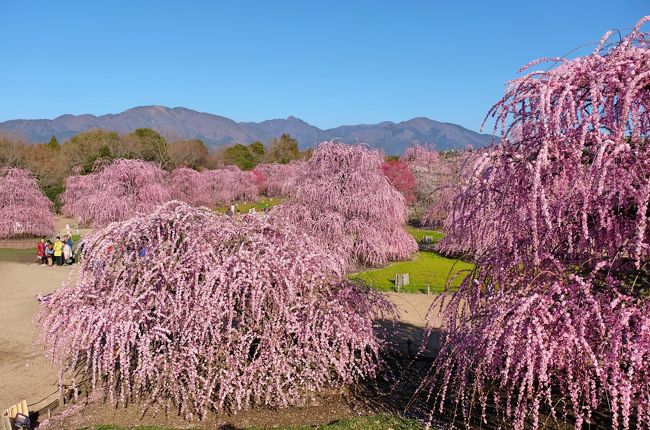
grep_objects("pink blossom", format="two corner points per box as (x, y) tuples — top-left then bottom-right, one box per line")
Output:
(61, 159), (171, 227)
(0, 167), (54, 238)
(275, 142), (417, 268)
(36, 201), (395, 419)
(427, 17), (650, 430)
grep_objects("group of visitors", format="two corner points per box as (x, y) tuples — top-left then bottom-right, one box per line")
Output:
(225, 204), (271, 217)
(37, 235), (76, 266)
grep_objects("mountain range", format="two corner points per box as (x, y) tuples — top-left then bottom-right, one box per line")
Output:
(0, 106), (494, 154)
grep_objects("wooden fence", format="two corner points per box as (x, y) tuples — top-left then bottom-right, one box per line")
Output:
(1, 399), (28, 430)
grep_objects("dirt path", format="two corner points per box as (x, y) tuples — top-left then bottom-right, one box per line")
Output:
(0, 261), (76, 410)
(381, 292), (448, 357)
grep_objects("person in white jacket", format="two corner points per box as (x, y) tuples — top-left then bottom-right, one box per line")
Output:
(63, 241), (73, 264)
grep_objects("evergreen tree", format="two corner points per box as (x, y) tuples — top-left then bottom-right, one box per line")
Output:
(47, 135), (59, 150)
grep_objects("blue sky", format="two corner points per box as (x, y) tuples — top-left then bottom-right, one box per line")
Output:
(0, 1), (646, 132)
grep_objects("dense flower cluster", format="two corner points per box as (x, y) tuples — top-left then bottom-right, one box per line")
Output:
(251, 168), (266, 193)
(442, 18), (650, 267)
(253, 162), (303, 197)
(0, 167), (54, 238)
(62, 161), (261, 224)
(427, 17), (650, 430)
(275, 142), (417, 268)
(60, 159), (171, 227)
(201, 166), (259, 204)
(167, 167), (213, 207)
(401, 144), (468, 227)
(36, 201), (394, 419)
(427, 272), (650, 430)
(381, 159), (416, 204)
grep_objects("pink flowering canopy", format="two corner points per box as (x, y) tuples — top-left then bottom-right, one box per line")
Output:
(250, 168), (266, 194)
(426, 17), (650, 430)
(275, 142), (417, 268)
(36, 201), (394, 419)
(167, 167), (213, 207)
(254, 162), (304, 197)
(61, 158), (171, 227)
(400, 144), (469, 228)
(0, 167), (54, 238)
(201, 166), (259, 205)
(381, 159), (416, 205)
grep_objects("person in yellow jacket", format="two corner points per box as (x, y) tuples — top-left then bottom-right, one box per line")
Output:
(53, 236), (64, 266)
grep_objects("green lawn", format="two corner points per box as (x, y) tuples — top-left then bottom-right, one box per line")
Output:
(215, 197), (285, 214)
(349, 251), (473, 294)
(0, 248), (34, 264)
(81, 415), (424, 429)
(404, 226), (444, 244)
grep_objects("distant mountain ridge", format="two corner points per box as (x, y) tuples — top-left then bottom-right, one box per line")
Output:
(0, 106), (494, 153)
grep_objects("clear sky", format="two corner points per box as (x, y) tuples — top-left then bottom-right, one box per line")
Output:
(0, 1), (646, 132)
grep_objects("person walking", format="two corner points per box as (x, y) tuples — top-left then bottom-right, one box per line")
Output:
(53, 236), (64, 266)
(36, 238), (45, 265)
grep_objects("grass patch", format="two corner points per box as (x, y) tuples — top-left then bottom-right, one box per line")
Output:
(404, 226), (444, 244)
(0, 248), (34, 264)
(215, 197), (284, 214)
(349, 251), (473, 294)
(82, 415), (424, 429)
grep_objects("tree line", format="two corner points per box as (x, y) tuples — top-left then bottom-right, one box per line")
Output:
(0, 129), (308, 207)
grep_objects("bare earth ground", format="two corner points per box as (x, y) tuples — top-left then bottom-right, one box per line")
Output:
(0, 261), (75, 409)
(0, 226), (443, 428)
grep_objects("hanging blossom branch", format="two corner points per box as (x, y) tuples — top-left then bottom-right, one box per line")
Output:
(423, 17), (650, 430)
(274, 142), (417, 268)
(0, 167), (54, 238)
(442, 17), (650, 269)
(60, 158), (171, 227)
(36, 201), (395, 419)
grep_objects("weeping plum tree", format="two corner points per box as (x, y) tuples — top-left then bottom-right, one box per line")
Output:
(201, 166), (259, 204)
(251, 168), (266, 194)
(0, 167), (54, 238)
(275, 142), (417, 268)
(381, 159), (416, 204)
(36, 201), (394, 419)
(401, 144), (468, 227)
(254, 161), (304, 197)
(426, 18), (650, 430)
(60, 158), (170, 227)
(167, 167), (212, 207)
